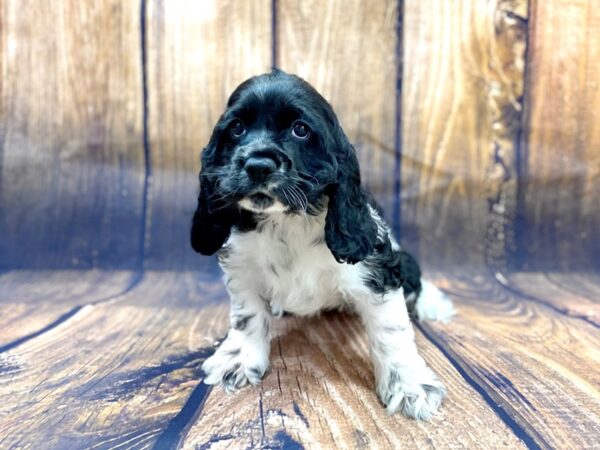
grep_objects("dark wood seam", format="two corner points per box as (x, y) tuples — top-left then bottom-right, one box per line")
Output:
(0, 271), (144, 354)
(139, 0), (152, 270)
(417, 321), (546, 450)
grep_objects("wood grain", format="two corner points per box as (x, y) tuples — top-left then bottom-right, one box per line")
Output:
(500, 272), (600, 326)
(1, 270), (600, 448)
(429, 273), (600, 449)
(0, 0), (145, 269)
(544, 272), (600, 303)
(144, 0), (272, 269)
(277, 0), (398, 214)
(0, 271), (229, 449)
(0, 270), (137, 348)
(517, 0), (600, 271)
(183, 312), (526, 449)
(2, 2), (600, 449)
(401, 0), (527, 270)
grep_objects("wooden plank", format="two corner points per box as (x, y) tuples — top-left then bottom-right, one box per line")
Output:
(544, 272), (600, 303)
(3, 270), (599, 448)
(401, 0), (527, 270)
(0, 271), (229, 449)
(144, 0), (272, 269)
(428, 273), (600, 449)
(0, 271), (137, 348)
(0, 0), (145, 269)
(276, 0), (398, 214)
(517, 0), (600, 271)
(183, 312), (526, 448)
(499, 272), (600, 326)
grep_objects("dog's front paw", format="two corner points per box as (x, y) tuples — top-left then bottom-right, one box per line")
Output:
(202, 337), (269, 392)
(377, 365), (446, 420)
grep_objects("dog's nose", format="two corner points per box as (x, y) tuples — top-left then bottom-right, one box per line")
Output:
(244, 157), (277, 182)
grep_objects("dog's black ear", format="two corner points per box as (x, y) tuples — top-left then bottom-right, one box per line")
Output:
(190, 175), (235, 255)
(325, 126), (378, 264)
(190, 136), (238, 255)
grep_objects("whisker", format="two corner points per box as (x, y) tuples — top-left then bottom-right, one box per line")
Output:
(281, 187), (294, 209)
(293, 187), (306, 210)
(200, 168), (229, 177)
(294, 184), (309, 209)
(295, 171), (319, 184)
(287, 186), (303, 211)
(284, 186), (300, 209)
(289, 185), (308, 212)
(287, 176), (315, 188)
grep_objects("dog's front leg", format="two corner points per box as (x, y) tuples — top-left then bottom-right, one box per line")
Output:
(355, 287), (446, 420)
(202, 284), (271, 392)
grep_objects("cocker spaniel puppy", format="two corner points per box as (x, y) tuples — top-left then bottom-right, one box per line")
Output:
(191, 70), (454, 420)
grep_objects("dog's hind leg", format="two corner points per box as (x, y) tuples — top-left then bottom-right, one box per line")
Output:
(354, 287), (446, 420)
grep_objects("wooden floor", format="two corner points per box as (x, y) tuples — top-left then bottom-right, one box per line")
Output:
(0, 268), (599, 449)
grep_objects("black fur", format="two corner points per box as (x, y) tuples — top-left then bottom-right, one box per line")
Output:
(364, 238), (422, 297)
(232, 314), (254, 331)
(190, 175), (239, 255)
(323, 127), (378, 264)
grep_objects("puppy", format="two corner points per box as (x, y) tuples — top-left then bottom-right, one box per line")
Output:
(191, 70), (454, 420)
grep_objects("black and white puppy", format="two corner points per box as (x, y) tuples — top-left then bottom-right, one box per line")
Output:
(191, 70), (454, 420)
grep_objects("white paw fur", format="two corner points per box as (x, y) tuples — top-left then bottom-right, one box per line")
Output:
(202, 330), (269, 392)
(377, 364), (446, 420)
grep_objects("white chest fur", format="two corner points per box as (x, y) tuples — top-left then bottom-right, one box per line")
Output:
(220, 212), (368, 316)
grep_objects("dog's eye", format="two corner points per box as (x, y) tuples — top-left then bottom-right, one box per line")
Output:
(291, 121), (311, 140)
(229, 119), (246, 138)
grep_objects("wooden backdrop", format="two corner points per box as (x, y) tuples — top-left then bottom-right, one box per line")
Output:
(1, 0), (599, 273)
(1, 2), (600, 449)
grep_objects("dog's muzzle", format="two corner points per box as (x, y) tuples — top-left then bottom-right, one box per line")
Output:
(235, 147), (287, 211)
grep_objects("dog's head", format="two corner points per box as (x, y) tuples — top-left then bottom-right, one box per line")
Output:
(191, 70), (377, 264)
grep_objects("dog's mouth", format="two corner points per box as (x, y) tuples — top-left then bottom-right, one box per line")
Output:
(247, 192), (274, 208)
(237, 191), (282, 213)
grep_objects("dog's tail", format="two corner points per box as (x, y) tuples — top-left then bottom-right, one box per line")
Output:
(411, 280), (455, 323)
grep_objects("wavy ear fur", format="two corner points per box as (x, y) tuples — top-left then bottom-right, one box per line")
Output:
(190, 174), (237, 255)
(190, 133), (239, 255)
(325, 127), (378, 264)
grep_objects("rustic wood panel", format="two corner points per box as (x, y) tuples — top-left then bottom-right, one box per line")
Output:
(144, 0), (272, 269)
(0, 0), (145, 269)
(517, 0), (600, 271)
(0, 271), (137, 349)
(543, 272), (600, 303)
(499, 272), (600, 327)
(429, 273), (600, 449)
(0, 271), (229, 449)
(1, 270), (600, 448)
(401, 0), (527, 270)
(183, 312), (525, 449)
(276, 0), (398, 214)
